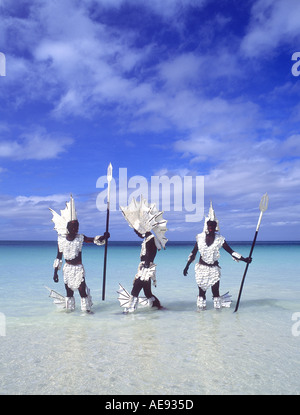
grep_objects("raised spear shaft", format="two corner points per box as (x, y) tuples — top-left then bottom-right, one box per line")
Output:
(234, 193), (269, 313)
(102, 163), (112, 301)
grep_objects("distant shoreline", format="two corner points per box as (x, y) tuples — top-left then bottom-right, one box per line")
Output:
(0, 240), (299, 245)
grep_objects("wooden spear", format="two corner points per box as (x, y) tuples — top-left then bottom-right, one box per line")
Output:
(234, 193), (269, 312)
(102, 163), (112, 301)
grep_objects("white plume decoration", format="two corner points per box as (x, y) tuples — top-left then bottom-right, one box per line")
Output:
(49, 194), (78, 235)
(203, 201), (220, 233)
(120, 196), (168, 250)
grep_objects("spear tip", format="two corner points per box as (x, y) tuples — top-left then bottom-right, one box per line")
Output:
(259, 192), (269, 212)
(107, 163), (113, 181)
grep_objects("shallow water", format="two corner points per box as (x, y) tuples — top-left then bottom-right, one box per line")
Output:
(0, 241), (299, 395)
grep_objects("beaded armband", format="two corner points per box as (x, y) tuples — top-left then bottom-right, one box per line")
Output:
(232, 252), (242, 262)
(53, 258), (63, 270)
(94, 236), (105, 246)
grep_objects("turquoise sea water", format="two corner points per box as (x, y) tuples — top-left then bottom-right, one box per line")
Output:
(0, 240), (299, 395)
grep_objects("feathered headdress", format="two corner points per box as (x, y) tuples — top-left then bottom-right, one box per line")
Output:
(49, 194), (78, 235)
(203, 201), (220, 233)
(120, 196), (168, 250)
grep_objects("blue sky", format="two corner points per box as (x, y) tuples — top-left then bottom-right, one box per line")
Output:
(0, 0), (300, 241)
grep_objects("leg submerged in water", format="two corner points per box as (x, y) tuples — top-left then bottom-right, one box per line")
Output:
(128, 296), (139, 313)
(78, 281), (93, 313)
(212, 281), (221, 309)
(143, 279), (163, 309)
(123, 278), (143, 314)
(65, 296), (75, 311)
(197, 296), (206, 311)
(148, 295), (163, 309)
(197, 287), (206, 311)
(65, 284), (75, 311)
(211, 281), (232, 309)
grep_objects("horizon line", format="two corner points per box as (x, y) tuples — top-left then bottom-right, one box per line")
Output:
(0, 239), (299, 244)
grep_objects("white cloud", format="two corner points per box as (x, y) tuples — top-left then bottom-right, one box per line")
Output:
(0, 130), (73, 160)
(0, 1), (248, 127)
(158, 53), (204, 87)
(174, 135), (227, 162)
(53, 89), (87, 118)
(15, 194), (71, 206)
(30, 8), (154, 118)
(1, 0), (299, 240)
(0, 191), (109, 239)
(1, 1), (222, 124)
(157, 49), (242, 90)
(80, 0), (208, 19)
(241, 0), (300, 57)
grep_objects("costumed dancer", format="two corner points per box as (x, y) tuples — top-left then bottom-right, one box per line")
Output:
(117, 196), (168, 314)
(183, 202), (251, 310)
(49, 195), (110, 312)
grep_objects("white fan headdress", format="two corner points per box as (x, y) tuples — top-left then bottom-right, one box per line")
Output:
(120, 196), (168, 250)
(203, 201), (220, 233)
(49, 194), (78, 235)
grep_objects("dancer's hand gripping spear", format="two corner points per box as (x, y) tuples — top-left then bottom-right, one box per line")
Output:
(102, 163), (113, 301)
(234, 193), (269, 312)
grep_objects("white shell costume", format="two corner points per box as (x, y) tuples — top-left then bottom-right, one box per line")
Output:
(194, 232), (225, 291)
(58, 234), (85, 291)
(118, 196), (168, 313)
(187, 202), (236, 309)
(120, 196), (168, 250)
(135, 234), (157, 283)
(49, 195), (94, 311)
(189, 202), (225, 291)
(120, 196), (168, 286)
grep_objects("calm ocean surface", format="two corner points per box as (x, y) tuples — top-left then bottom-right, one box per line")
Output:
(0, 240), (299, 395)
